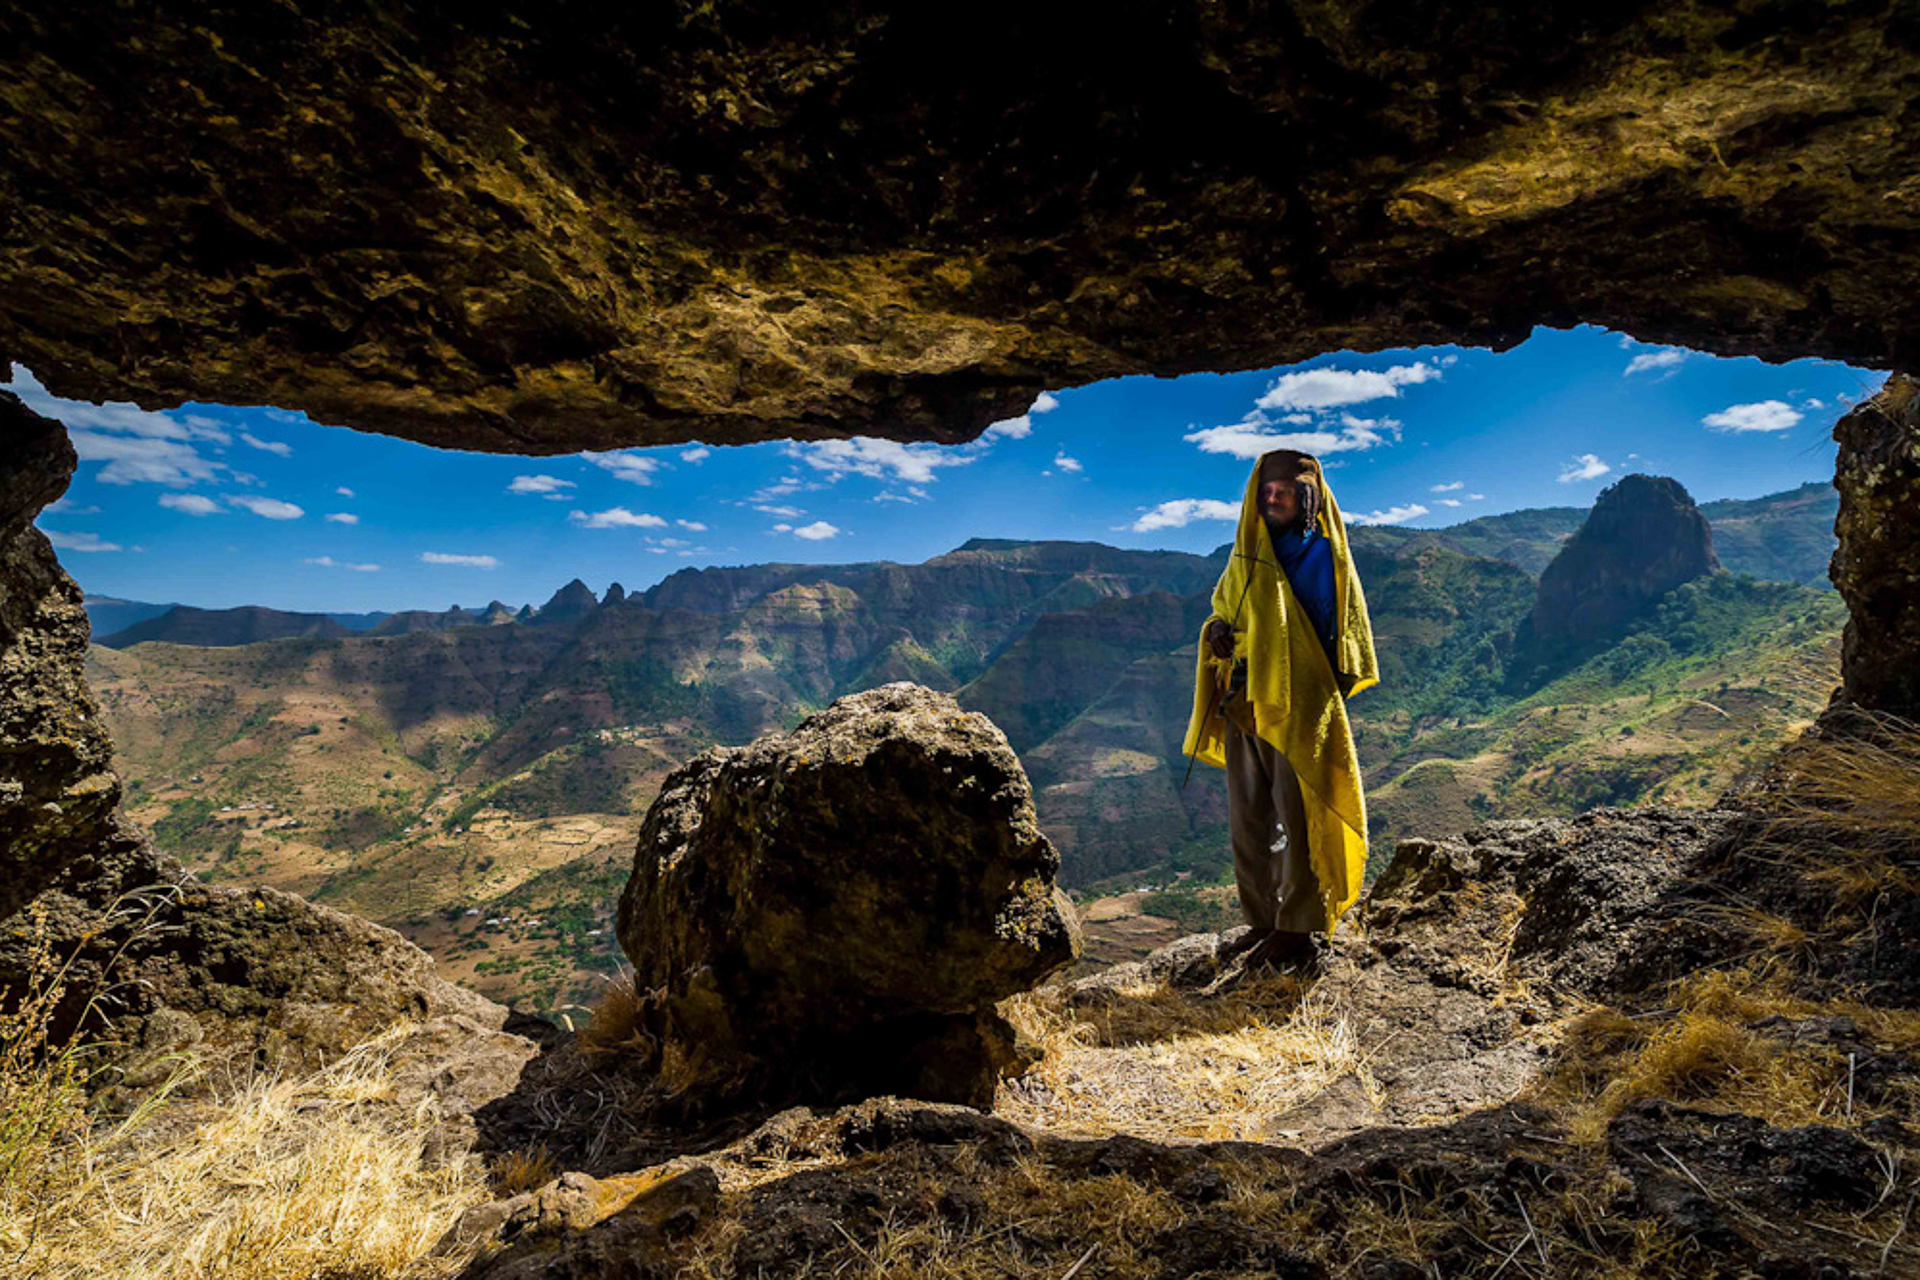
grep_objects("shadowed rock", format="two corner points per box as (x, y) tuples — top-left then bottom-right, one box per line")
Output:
(0, 389), (113, 919)
(1833, 375), (1920, 719)
(616, 682), (1080, 1107)
(4, 7), (1920, 450)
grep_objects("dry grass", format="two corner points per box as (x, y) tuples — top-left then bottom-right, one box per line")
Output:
(1750, 710), (1920, 927)
(1539, 968), (1920, 1145)
(3, 1023), (493, 1279)
(3, 904), (495, 1280)
(576, 968), (653, 1060)
(998, 976), (1382, 1141)
(672, 1136), (1707, 1280)
(493, 1141), (559, 1195)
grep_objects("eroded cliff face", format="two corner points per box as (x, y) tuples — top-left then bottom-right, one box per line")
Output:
(1832, 375), (1920, 719)
(0, 397), (525, 1087)
(2, 3), (1919, 451)
(0, 390), (119, 919)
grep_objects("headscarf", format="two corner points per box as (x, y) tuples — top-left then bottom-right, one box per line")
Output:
(1180, 450), (1379, 930)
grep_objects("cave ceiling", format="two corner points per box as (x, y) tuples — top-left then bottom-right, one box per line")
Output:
(0, 2), (1915, 455)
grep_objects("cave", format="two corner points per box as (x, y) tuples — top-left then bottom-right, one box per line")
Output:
(3, 4), (1919, 1275)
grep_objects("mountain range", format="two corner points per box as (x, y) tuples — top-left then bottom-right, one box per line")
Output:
(84, 479), (1845, 1009)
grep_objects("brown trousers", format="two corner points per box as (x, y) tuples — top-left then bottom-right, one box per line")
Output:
(1224, 719), (1325, 934)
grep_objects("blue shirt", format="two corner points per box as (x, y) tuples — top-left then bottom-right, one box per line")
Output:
(1267, 521), (1338, 670)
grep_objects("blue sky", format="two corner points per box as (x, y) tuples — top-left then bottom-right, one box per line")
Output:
(18, 324), (1878, 613)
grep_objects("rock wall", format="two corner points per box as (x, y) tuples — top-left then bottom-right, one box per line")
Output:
(0, 390), (121, 919)
(0, 402), (522, 1086)
(2, 4), (1919, 450)
(1832, 374), (1920, 719)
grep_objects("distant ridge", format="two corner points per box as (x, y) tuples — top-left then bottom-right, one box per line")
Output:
(97, 604), (357, 649)
(84, 481), (1839, 648)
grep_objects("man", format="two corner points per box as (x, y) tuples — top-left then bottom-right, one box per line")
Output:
(1181, 449), (1378, 971)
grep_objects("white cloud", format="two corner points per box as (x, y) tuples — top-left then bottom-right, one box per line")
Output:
(43, 498), (99, 515)
(1053, 451), (1083, 473)
(509, 474), (574, 495)
(1468, 492), (1486, 501)
(749, 476), (807, 501)
(335, 486), (355, 497)
(754, 504), (804, 518)
(421, 552), (498, 568)
(69, 431), (224, 486)
(675, 519), (708, 532)
(873, 491), (917, 504)
(1183, 416), (1398, 460)
(158, 492), (222, 516)
(1623, 348), (1687, 377)
(1348, 503), (1430, 526)
(792, 521), (842, 540)
(656, 537), (690, 548)
(1801, 397), (1826, 410)
(788, 437), (976, 485)
(1431, 481), (1465, 492)
(1127, 499), (1240, 532)
(771, 523), (792, 533)
(984, 389), (1062, 440)
(228, 495), (304, 520)
(241, 432), (293, 456)
(324, 512), (359, 525)
(6, 366), (231, 444)
(1438, 499), (1462, 507)
(1254, 362), (1441, 413)
(680, 447), (710, 463)
(582, 450), (661, 484)
(1702, 400), (1802, 433)
(569, 506), (667, 529)
(43, 530), (122, 552)
(1557, 453), (1612, 483)
(304, 556), (380, 571)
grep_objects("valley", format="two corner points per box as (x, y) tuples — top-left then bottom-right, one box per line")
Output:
(86, 479), (1844, 1013)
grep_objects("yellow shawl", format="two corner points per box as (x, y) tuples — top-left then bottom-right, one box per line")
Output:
(1179, 455), (1379, 931)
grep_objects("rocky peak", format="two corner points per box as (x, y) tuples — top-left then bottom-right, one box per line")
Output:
(603, 582), (627, 607)
(533, 578), (599, 625)
(1521, 474), (1720, 649)
(481, 600), (516, 625)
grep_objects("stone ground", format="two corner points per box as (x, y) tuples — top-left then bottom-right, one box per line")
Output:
(445, 804), (1920, 1278)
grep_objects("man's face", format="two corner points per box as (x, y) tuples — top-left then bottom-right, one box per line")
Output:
(1258, 474), (1300, 524)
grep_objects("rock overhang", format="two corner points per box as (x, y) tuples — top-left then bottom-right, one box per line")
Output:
(1, 2), (1917, 454)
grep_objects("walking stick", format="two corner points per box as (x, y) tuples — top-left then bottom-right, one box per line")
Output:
(1180, 552), (1265, 792)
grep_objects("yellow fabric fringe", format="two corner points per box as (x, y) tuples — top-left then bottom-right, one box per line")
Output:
(1179, 455), (1380, 932)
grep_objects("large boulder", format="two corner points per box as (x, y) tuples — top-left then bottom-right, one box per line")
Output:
(616, 683), (1080, 1107)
